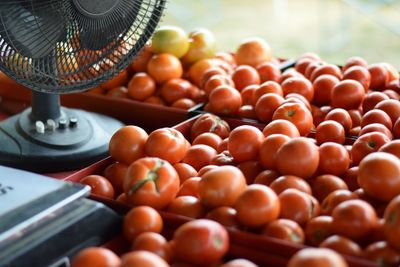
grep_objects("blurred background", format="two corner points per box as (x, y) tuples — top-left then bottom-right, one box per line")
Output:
(163, 0), (400, 67)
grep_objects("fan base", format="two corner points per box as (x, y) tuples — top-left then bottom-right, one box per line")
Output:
(0, 107), (123, 173)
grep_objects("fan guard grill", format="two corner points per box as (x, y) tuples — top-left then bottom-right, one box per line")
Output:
(0, 0), (165, 93)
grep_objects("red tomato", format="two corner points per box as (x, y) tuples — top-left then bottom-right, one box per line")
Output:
(262, 119), (300, 138)
(359, 123), (393, 140)
(312, 74), (340, 106)
(211, 150), (236, 166)
(394, 117), (400, 139)
(237, 160), (263, 184)
(275, 137), (320, 178)
(240, 84), (258, 105)
(167, 196), (206, 219)
(305, 61), (323, 80)
(364, 241), (400, 267)
(311, 175), (348, 203)
(375, 99), (400, 125)
(193, 132), (223, 150)
(253, 169), (280, 186)
(127, 72), (156, 101)
(269, 175), (312, 195)
(368, 63), (389, 90)
(361, 109), (393, 130)
(217, 138), (229, 153)
(325, 108), (352, 133)
(310, 64), (342, 82)
(259, 134), (291, 170)
(295, 57), (315, 75)
(198, 166), (246, 207)
(106, 86), (128, 98)
(342, 56), (368, 72)
(331, 199), (377, 241)
(351, 132), (391, 165)
(172, 219), (229, 265)
(121, 251), (169, 267)
(123, 206), (163, 241)
(71, 247), (120, 267)
(272, 103), (314, 136)
(220, 259), (258, 267)
(203, 74), (235, 96)
(263, 219), (305, 244)
(209, 85), (242, 116)
(238, 105), (257, 119)
(281, 77), (314, 102)
(131, 232), (171, 262)
(124, 157), (180, 209)
(257, 62), (281, 83)
(315, 120), (345, 145)
(288, 248), (348, 267)
(254, 81), (283, 104)
(342, 65), (371, 91)
(173, 163), (198, 183)
(318, 142), (350, 177)
(331, 80), (365, 110)
(228, 125), (264, 162)
(358, 152), (400, 202)
(304, 216), (333, 246)
(182, 144), (217, 171)
(320, 235), (362, 257)
(379, 140), (400, 158)
(362, 92), (390, 113)
(232, 65), (261, 91)
(384, 195), (400, 250)
(103, 162), (128, 196)
(109, 126), (148, 165)
(200, 67), (227, 88)
(255, 93), (285, 122)
(320, 190), (355, 215)
(177, 177), (200, 198)
(206, 206), (239, 229)
(190, 114), (230, 140)
(80, 175), (115, 199)
(171, 98), (196, 110)
(145, 128), (187, 164)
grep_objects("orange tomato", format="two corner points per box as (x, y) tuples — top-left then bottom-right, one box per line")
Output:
(80, 175), (115, 199)
(320, 190), (355, 216)
(208, 85), (242, 116)
(310, 64), (342, 82)
(315, 120), (345, 145)
(131, 232), (172, 262)
(173, 163), (198, 183)
(318, 142), (350, 177)
(288, 248), (348, 267)
(167, 196), (206, 219)
(160, 78), (191, 104)
(231, 65), (261, 91)
(342, 56), (367, 72)
(263, 219), (305, 244)
(228, 125), (264, 162)
(123, 206), (163, 241)
(106, 86), (128, 98)
(304, 216), (333, 246)
(256, 62), (281, 83)
(190, 114), (230, 141)
(147, 53), (183, 84)
(253, 81), (283, 104)
(71, 247), (120, 267)
(127, 73), (156, 101)
(362, 92), (389, 113)
(331, 80), (365, 110)
(177, 176), (201, 198)
(311, 175), (348, 203)
(368, 63), (389, 90)
(182, 144), (217, 171)
(262, 119), (300, 138)
(235, 37), (272, 67)
(193, 132), (223, 150)
(312, 74), (340, 106)
(364, 241), (400, 267)
(121, 251), (169, 267)
(325, 108), (352, 133)
(205, 206), (239, 229)
(103, 162), (128, 196)
(384, 195), (400, 250)
(281, 77), (314, 102)
(255, 93), (285, 123)
(272, 103), (314, 136)
(269, 175), (312, 195)
(319, 235), (362, 257)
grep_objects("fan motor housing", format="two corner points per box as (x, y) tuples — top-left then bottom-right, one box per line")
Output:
(73, 0), (119, 17)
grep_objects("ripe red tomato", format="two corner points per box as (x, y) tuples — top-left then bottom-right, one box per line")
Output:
(167, 196), (206, 219)
(259, 134), (291, 170)
(145, 128), (187, 164)
(177, 176), (200, 198)
(234, 184), (280, 228)
(331, 199), (377, 241)
(275, 137), (319, 178)
(71, 247), (120, 267)
(384, 195), (400, 250)
(368, 63), (389, 90)
(254, 169), (280, 186)
(206, 206), (239, 229)
(320, 235), (362, 257)
(238, 105), (257, 119)
(288, 248), (348, 267)
(320, 190), (355, 215)
(315, 120), (345, 145)
(228, 125), (264, 162)
(182, 144), (217, 171)
(310, 64), (342, 82)
(240, 84), (258, 105)
(281, 77), (314, 102)
(272, 103), (314, 136)
(220, 259), (258, 267)
(379, 140), (400, 158)
(312, 175), (348, 203)
(255, 93), (285, 122)
(318, 142), (350, 177)
(257, 62), (281, 83)
(394, 117), (400, 139)
(131, 232), (171, 262)
(209, 85), (242, 116)
(263, 219), (305, 244)
(331, 80), (365, 110)
(124, 157), (180, 209)
(375, 99), (400, 125)
(173, 163), (198, 183)
(127, 72), (156, 101)
(172, 219), (229, 265)
(232, 65), (260, 91)
(253, 81), (283, 104)
(269, 175), (312, 195)
(361, 109), (393, 130)
(295, 57), (315, 75)
(312, 74), (340, 106)
(325, 108), (352, 133)
(359, 123), (393, 140)
(305, 61), (323, 79)
(342, 65), (371, 91)
(364, 241), (400, 267)
(121, 251), (169, 267)
(109, 126), (148, 165)
(160, 78), (191, 104)
(190, 114), (230, 141)
(103, 162), (128, 196)
(237, 160), (263, 184)
(80, 175), (115, 199)
(342, 56), (367, 72)
(198, 166), (246, 208)
(123, 206), (163, 241)
(203, 74), (235, 96)
(304, 216), (333, 246)
(192, 132), (223, 150)
(262, 119), (300, 138)
(351, 132), (391, 165)
(362, 92), (389, 113)
(211, 150), (236, 166)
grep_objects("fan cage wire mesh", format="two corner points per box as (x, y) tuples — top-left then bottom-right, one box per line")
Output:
(0, 0), (166, 94)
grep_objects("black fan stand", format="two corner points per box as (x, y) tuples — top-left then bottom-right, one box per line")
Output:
(0, 91), (123, 172)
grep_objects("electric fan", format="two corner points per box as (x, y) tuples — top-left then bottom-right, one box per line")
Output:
(0, 0), (166, 172)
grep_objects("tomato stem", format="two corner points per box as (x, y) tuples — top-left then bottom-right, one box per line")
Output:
(128, 160), (164, 195)
(287, 110), (295, 117)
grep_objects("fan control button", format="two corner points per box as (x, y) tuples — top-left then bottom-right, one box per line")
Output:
(58, 119), (67, 129)
(69, 117), (78, 128)
(46, 119), (56, 131)
(35, 121), (45, 134)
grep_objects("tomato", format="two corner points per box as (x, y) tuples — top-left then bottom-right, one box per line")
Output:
(262, 119), (300, 138)
(131, 232), (171, 262)
(198, 165), (219, 176)
(101, 69), (129, 90)
(173, 163), (198, 183)
(358, 152), (400, 203)
(172, 219), (229, 265)
(364, 241), (400, 267)
(237, 160), (263, 184)
(121, 251), (169, 267)
(130, 44), (153, 73)
(203, 74), (234, 96)
(259, 134), (291, 170)
(151, 25), (189, 58)
(123, 206), (163, 241)
(280, 69), (303, 83)
(240, 84), (258, 105)
(234, 184), (280, 228)
(71, 247), (120, 267)
(205, 206), (240, 229)
(106, 86), (128, 98)
(238, 105), (257, 119)
(220, 259), (258, 267)
(278, 188), (320, 225)
(167, 196), (206, 219)
(383, 89), (400, 100)
(331, 80), (365, 110)
(272, 103), (313, 136)
(362, 92), (389, 113)
(109, 126), (148, 165)
(228, 125), (264, 162)
(102, 162), (127, 196)
(189, 59), (217, 86)
(319, 235), (362, 257)
(190, 114), (230, 141)
(315, 120), (345, 145)
(201, 67), (227, 87)
(312, 175), (348, 203)
(318, 142), (350, 177)
(284, 93), (312, 111)
(295, 58), (315, 75)
(160, 78), (191, 104)
(192, 132), (222, 150)
(269, 175), (312, 195)
(145, 96), (166, 106)
(325, 108), (352, 133)
(369, 218), (386, 243)
(116, 193), (128, 204)
(211, 151), (236, 166)
(351, 132), (391, 165)
(263, 219), (305, 244)
(375, 99), (400, 125)
(254, 93), (284, 122)
(304, 216), (333, 246)
(359, 123), (393, 140)
(368, 63), (389, 90)
(198, 166), (246, 208)
(310, 64), (342, 82)
(254, 169), (279, 186)
(235, 37), (272, 67)
(312, 74), (340, 106)
(232, 65), (260, 91)
(342, 65), (371, 91)
(124, 157), (179, 209)
(361, 109), (393, 130)
(331, 199), (377, 241)
(299, 52), (321, 61)
(127, 72), (156, 101)
(253, 81), (283, 104)
(145, 128), (187, 164)
(281, 77), (314, 103)
(342, 56), (368, 72)
(379, 140), (400, 158)
(276, 137), (319, 178)
(182, 144), (217, 171)
(305, 61), (323, 80)
(257, 62), (281, 83)
(147, 53), (183, 84)
(342, 167), (359, 192)
(80, 175), (115, 199)
(320, 190), (355, 215)
(288, 248), (348, 267)
(384, 195), (400, 250)
(209, 85), (242, 116)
